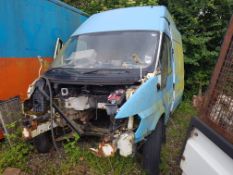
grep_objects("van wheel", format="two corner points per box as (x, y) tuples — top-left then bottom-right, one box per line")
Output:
(142, 119), (163, 175)
(33, 132), (52, 153)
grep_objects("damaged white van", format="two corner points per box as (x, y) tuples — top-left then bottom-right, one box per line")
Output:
(22, 6), (184, 175)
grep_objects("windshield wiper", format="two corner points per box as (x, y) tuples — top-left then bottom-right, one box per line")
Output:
(81, 69), (130, 75)
(47, 67), (81, 76)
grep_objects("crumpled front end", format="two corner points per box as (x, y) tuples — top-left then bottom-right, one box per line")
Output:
(22, 73), (164, 157)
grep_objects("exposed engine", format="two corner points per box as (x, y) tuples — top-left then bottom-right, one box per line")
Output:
(55, 84), (127, 126)
(23, 79), (139, 157)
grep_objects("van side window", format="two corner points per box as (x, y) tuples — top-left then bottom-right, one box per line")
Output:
(160, 35), (172, 88)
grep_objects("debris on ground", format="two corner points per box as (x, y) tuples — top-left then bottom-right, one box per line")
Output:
(2, 167), (28, 175)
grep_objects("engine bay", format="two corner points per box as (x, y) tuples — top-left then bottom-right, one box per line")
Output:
(23, 78), (140, 157)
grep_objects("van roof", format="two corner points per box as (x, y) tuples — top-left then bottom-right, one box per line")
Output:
(72, 6), (179, 36)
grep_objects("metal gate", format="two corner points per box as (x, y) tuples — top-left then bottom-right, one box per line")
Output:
(201, 16), (233, 144)
(0, 97), (22, 135)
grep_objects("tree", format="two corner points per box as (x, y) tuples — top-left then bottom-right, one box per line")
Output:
(63, 0), (158, 14)
(162, 0), (233, 97)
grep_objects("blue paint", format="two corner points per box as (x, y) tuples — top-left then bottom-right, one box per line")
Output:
(135, 110), (161, 142)
(72, 6), (176, 37)
(115, 77), (165, 141)
(115, 74), (176, 142)
(163, 74), (174, 119)
(116, 77), (163, 119)
(0, 0), (88, 58)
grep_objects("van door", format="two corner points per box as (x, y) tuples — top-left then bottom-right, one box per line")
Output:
(53, 38), (63, 59)
(159, 35), (173, 117)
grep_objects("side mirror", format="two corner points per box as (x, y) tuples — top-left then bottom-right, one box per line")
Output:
(53, 38), (63, 59)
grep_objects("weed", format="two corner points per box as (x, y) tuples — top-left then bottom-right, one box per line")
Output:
(64, 133), (81, 163)
(0, 126), (32, 174)
(160, 100), (196, 175)
(62, 134), (144, 175)
(0, 142), (31, 173)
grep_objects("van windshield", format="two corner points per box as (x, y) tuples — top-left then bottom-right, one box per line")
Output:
(52, 31), (159, 70)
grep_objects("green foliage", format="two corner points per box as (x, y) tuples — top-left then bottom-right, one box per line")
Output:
(63, 133), (81, 163)
(0, 142), (31, 173)
(85, 153), (143, 175)
(161, 0), (233, 97)
(0, 125), (32, 174)
(63, 134), (143, 175)
(63, 0), (158, 14)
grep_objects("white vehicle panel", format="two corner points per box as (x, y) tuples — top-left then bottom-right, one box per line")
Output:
(180, 128), (233, 175)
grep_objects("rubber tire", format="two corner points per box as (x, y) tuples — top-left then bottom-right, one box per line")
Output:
(142, 119), (163, 175)
(33, 132), (52, 153)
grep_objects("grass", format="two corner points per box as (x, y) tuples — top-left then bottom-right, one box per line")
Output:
(0, 132), (32, 173)
(0, 100), (196, 175)
(160, 101), (197, 175)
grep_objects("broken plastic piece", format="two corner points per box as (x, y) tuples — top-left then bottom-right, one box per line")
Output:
(117, 132), (134, 157)
(105, 104), (118, 116)
(90, 143), (116, 157)
(22, 128), (31, 139)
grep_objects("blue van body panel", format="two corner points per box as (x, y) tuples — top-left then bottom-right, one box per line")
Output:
(72, 6), (175, 37)
(115, 77), (164, 119)
(115, 77), (165, 141)
(115, 75), (176, 142)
